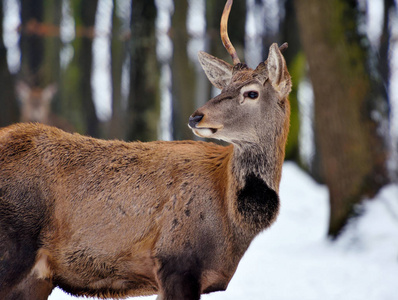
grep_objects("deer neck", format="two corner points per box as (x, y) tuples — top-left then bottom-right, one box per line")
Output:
(231, 138), (284, 194)
(225, 138), (284, 243)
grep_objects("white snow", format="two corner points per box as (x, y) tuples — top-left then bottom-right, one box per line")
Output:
(49, 162), (398, 300)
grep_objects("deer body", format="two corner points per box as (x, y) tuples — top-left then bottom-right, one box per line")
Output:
(0, 1), (291, 298)
(0, 119), (282, 299)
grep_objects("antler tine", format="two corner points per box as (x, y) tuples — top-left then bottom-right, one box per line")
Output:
(220, 0), (241, 65)
(279, 42), (288, 53)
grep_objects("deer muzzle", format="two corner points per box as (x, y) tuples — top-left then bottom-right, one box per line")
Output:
(188, 112), (224, 138)
(188, 114), (203, 129)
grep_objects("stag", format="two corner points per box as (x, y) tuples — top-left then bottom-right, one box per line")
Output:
(0, 0), (291, 299)
(16, 81), (75, 133)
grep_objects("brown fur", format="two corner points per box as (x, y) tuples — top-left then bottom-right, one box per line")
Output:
(0, 43), (291, 300)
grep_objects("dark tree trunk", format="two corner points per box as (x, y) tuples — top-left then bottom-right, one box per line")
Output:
(109, 2), (128, 140)
(376, 0), (394, 135)
(171, 0), (196, 140)
(294, 0), (389, 237)
(281, 0), (302, 162)
(42, 0), (61, 85)
(127, 0), (159, 142)
(0, 1), (19, 127)
(79, 0), (99, 137)
(20, 0), (44, 85)
(378, 0), (395, 98)
(42, 0), (62, 115)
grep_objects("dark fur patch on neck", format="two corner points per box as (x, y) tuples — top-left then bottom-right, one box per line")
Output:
(236, 173), (279, 229)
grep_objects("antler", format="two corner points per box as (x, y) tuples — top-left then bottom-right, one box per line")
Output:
(279, 42), (288, 53)
(220, 0), (241, 65)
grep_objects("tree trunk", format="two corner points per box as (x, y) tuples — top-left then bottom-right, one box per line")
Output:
(42, 0), (61, 86)
(378, 0), (395, 96)
(377, 0), (394, 134)
(281, 0), (302, 162)
(0, 1), (19, 127)
(127, 0), (159, 142)
(79, 0), (99, 137)
(20, 0), (44, 85)
(171, 0), (196, 140)
(294, 0), (389, 237)
(109, 2), (127, 140)
(42, 0), (62, 118)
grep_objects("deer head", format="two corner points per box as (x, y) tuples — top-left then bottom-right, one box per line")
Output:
(16, 81), (58, 124)
(189, 0), (291, 147)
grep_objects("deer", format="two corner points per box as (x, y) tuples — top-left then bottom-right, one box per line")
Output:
(16, 81), (75, 133)
(0, 0), (291, 299)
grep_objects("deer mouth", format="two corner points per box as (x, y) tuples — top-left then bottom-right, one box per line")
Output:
(191, 125), (223, 138)
(192, 127), (217, 137)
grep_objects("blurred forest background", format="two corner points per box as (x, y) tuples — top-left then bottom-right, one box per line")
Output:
(0, 0), (397, 238)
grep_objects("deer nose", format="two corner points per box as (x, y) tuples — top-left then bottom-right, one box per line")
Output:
(188, 114), (203, 128)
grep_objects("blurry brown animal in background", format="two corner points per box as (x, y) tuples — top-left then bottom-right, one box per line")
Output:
(16, 81), (75, 132)
(0, 0), (291, 299)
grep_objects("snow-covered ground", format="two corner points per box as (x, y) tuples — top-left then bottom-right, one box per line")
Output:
(49, 162), (398, 300)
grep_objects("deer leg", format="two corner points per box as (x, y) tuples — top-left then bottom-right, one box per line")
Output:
(0, 225), (37, 299)
(3, 247), (54, 300)
(156, 255), (202, 300)
(0, 200), (46, 299)
(5, 273), (53, 300)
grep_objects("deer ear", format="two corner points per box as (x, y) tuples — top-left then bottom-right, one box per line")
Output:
(198, 51), (233, 90)
(16, 81), (31, 103)
(267, 43), (291, 99)
(42, 84), (58, 103)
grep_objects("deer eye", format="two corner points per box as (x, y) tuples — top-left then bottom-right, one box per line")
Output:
(244, 91), (259, 99)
